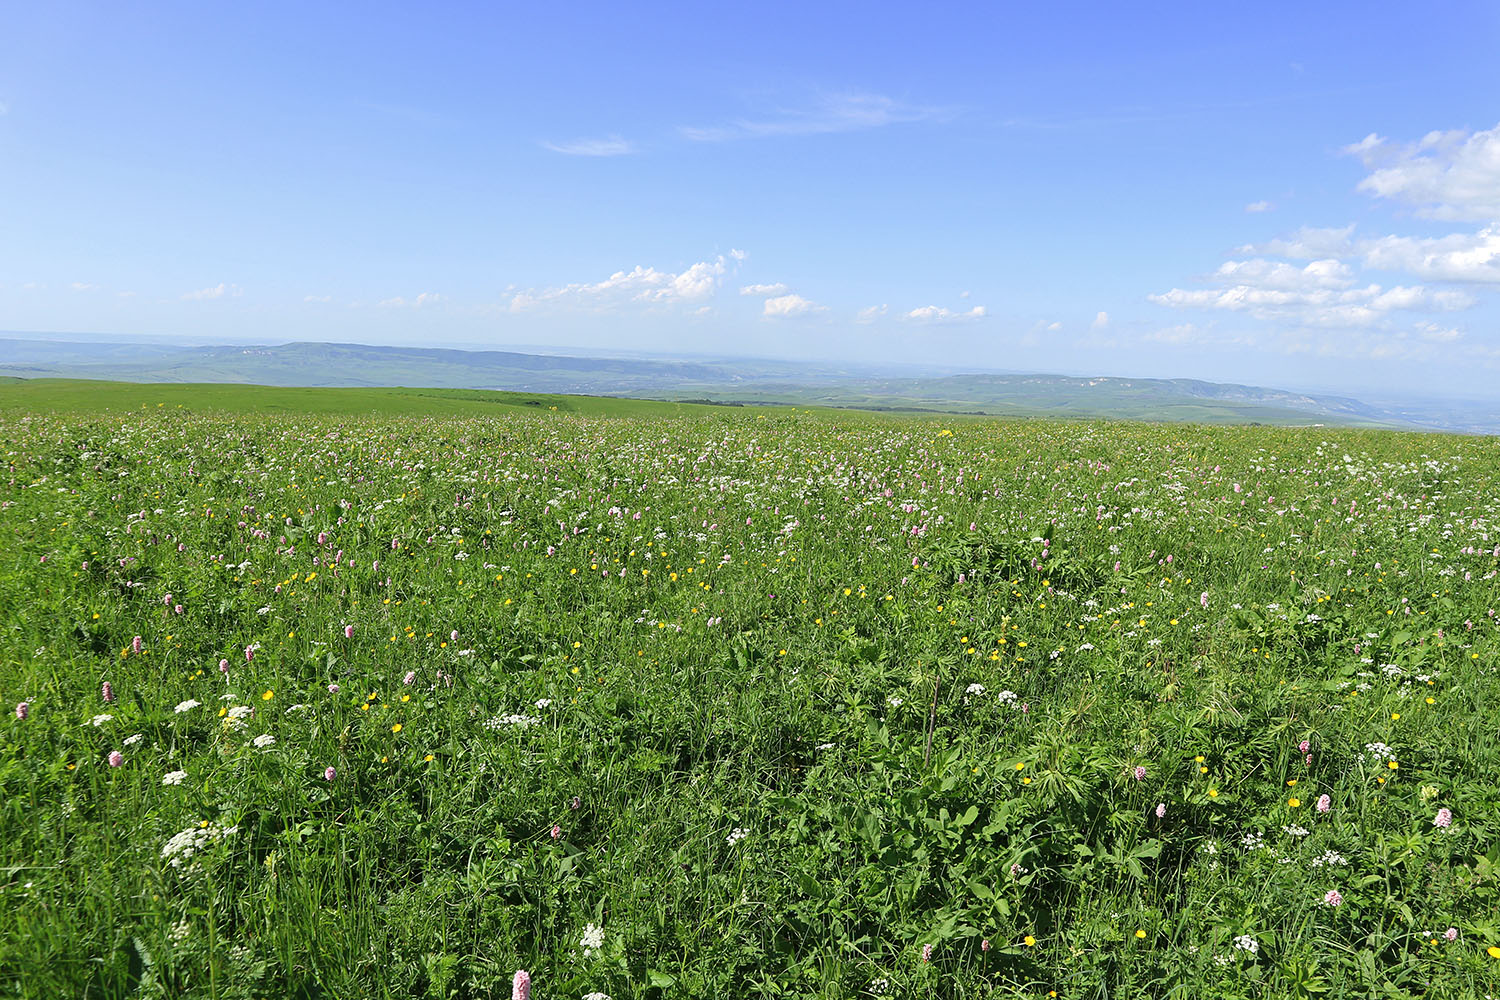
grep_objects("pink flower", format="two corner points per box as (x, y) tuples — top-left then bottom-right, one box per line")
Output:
(1316, 794), (1331, 813)
(450, 630), (459, 643)
(14, 702), (28, 720)
(328, 683), (340, 694)
(131, 636), (143, 654)
(1155, 803), (1166, 818)
(219, 659), (230, 674)
(325, 766), (337, 782)
(163, 594), (173, 607)
(403, 671), (416, 685)
(1445, 927), (1458, 941)
(244, 645), (255, 663)
(101, 682), (115, 703)
(344, 624), (355, 639)
(107, 750), (124, 767)
(550, 824), (561, 840)
(921, 943), (933, 963)
(1200, 591), (1209, 609)
(981, 938), (991, 952)
(511, 970), (531, 1000)
(1133, 766), (1146, 781)
(1322, 889), (1342, 907)
(1433, 808), (1453, 828)
(1298, 740), (1310, 753)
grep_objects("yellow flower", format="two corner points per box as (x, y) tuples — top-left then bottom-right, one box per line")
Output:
(1208, 788), (1219, 798)
(1199, 766), (1208, 774)
(1135, 929), (1147, 939)
(1015, 762), (1025, 771)
(1489, 946), (1500, 959)
(1194, 755), (1204, 762)
(1387, 761), (1399, 770)
(1391, 713), (1400, 720)
(261, 689), (274, 701)
(391, 723), (402, 733)
(424, 754), (434, 762)
(1024, 935), (1036, 946)
(1288, 797), (1301, 808)
(1287, 779), (1297, 786)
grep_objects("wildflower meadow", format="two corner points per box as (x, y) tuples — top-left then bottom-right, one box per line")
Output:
(2, 390), (1498, 998)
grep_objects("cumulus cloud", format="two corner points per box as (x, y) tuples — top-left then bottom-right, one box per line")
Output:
(855, 304), (889, 323)
(740, 283), (789, 296)
(1089, 310), (1109, 331)
(541, 135), (636, 156)
(1344, 123), (1500, 221)
(762, 293), (824, 317)
(905, 304), (987, 322)
(1150, 266), (1471, 326)
(181, 283), (240, 301)
(1245, 200), (1274, 213)
(510, 255), (734, 313)
(681, 91), (949, 142)
(1359, 226), (1500, 284)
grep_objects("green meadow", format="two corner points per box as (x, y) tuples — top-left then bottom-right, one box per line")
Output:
(1, 380), (1497, 998)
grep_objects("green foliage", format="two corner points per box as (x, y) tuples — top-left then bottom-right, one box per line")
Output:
(0, 398), (1497, 998)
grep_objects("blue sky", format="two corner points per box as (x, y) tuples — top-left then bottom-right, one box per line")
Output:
(2, 2), (1498, 398)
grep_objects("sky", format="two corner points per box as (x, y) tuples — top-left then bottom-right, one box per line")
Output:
(2, 2), (1499, 399)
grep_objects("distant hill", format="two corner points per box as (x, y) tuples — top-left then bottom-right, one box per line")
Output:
(1, 336), (1493, 433)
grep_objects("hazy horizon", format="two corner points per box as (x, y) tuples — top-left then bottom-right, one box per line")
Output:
(2, 4), (1497, 400)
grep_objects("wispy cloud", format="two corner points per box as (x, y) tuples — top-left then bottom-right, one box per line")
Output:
(1245, 200), (1274, 213)
(303, 294), (332, 303)
(181, 282), (240, 301)
(541, 135), (636, 157)
(681, 91), (949, 142)
(378, 292), (443, 308)
(854, 304), (889, 323)
(740, 283), (788, 296)
(70, 282), (98, 292)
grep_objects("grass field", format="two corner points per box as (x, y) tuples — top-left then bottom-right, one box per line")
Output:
(2, 381), (1498, 998)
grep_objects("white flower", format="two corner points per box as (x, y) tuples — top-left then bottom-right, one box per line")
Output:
(1233, 934), (1258, 954)
(997, 690), (1018, 705)
(482, 714), (541, 730)
(965, 683), (985, 696)
(90, 713), (114, 726)
(227, 705), (254, 719)
(252, 734), (276, 749)
(886, 696), (903, 708)
(726, 827), (749, 846)
(582, 993), (611, 1000)
(580, 922), (604, 958)
(162, 770), (187, 786)
(123, 733), (143, 746)
(535, 698), (553, 709)
(174, 700), (201, 714)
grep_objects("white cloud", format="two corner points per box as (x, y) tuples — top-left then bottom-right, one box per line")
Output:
(541, 135), (636, 157)
(1344, 123), (1500, 221)
(1237, 224), (1357, 260)
(740, 283), (789, 296)
(1150, 268), (1471, 326)
(509, 255), (733, 313)
(1213, 258), (1355, 291)
(763, 293), (824, 317)
(855, 304), (889, 323)
(379, 292), (443, 308)
(1245, 200), (1273, 213)
(70, 282), (98, 292)
(681, 91), (949, 142)
(181, 283), (239, 301)
(1359, 226), (1500, 284)
(905, 304), (987, 322)
(1089, 310), (1109, 331)
(303, 294), (332, 303)
(729, 248), (748, 261)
